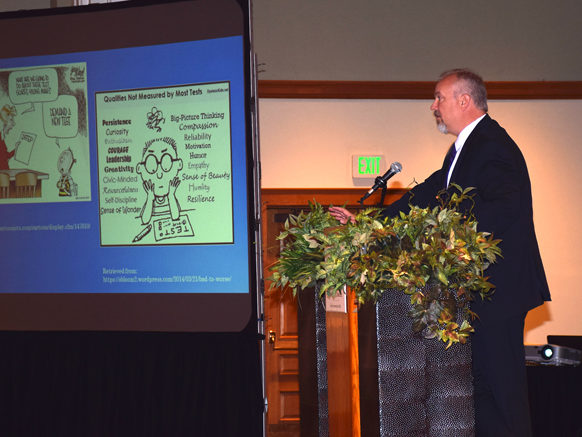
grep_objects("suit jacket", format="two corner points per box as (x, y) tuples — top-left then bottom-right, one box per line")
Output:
(384, 114), (551, 322)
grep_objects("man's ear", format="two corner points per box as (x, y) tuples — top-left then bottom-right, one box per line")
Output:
(459, 93), (471, 110)
(176, 159), (183, 171)
(136, 163), (143, 175)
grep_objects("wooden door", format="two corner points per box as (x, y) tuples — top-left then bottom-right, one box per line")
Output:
(263, 206), (301, 437)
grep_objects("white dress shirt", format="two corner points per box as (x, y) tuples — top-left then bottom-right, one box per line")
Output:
(446, 114), (486, 187)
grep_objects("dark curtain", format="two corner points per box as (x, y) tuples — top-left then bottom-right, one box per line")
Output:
(0, 329), (263, 437)
(527, 365), (582, 437)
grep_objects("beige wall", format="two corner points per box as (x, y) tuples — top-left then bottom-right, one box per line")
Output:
(253, 0), (582, 81)
(5, 0), (582, 81)
(259, 97), (582, 345)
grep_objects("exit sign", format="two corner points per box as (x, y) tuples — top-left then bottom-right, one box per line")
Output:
(352, 155), (386, 178)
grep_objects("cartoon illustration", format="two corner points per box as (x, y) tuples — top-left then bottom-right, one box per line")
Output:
(69, 66), (85, 83)
(146, 106), (165, 132)
(96, 82), (234, 246)
(13, 131), (37, 166)
(133, 136), (196, 243)
(0, 104), (18, 170)
(136, 136), (183, 225)
(56, 147), (77, 197)
(0, 63), (89, 203)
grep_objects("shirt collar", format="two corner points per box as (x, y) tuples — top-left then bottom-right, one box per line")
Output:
(454, 114), (486, 151)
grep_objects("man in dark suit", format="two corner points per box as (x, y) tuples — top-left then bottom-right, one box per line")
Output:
(330, 69), (551, 436)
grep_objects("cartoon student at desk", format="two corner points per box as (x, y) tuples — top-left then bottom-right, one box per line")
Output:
(57, 148), (77, 197)
(134, 137), (193, 244)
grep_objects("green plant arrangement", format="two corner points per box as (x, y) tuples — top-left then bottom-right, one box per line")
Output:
(269, 185), (502, 348)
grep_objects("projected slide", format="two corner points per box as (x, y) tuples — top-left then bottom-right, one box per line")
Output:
(0, 63), (90, 203)
(96, 82), (233, 246)
(0, 36), (250, 294)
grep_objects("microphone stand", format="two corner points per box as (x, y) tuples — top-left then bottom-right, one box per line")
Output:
(358, 162), (402, 206)
(358, 174), (388, 205)
(378, 184), (387, 207)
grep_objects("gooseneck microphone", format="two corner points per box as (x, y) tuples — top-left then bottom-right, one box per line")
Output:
(359, 161), (402, 204)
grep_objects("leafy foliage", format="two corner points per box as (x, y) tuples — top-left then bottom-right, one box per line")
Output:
(269, 186), (502, 348)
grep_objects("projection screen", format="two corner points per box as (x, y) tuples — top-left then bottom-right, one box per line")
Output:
(0, 0), (260, 332)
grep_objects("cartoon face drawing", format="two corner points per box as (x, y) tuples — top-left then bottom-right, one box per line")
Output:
(0, 104), (16, 137)
(57, 148), (75, 176)
(137, 137), (183, 198)
(136, 137), (183, 225)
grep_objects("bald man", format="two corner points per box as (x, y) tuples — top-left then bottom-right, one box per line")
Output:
(331, 69), (550, 436)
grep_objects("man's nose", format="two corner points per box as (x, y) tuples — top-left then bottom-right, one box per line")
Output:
(430, 100), (438, 111)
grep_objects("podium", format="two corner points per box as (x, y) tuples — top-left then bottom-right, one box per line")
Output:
(297, 287), (329, 437)
(359, 290), (474, 436)
(298, 287), (475, 437)
(273, 196), (498, 435)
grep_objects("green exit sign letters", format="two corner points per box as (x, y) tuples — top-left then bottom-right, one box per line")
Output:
(352, 154), (386, 179)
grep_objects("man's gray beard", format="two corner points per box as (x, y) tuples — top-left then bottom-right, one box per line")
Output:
(437, 121), (448, 134)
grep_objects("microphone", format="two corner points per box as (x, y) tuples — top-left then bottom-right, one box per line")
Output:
(359, 161), (402, 203)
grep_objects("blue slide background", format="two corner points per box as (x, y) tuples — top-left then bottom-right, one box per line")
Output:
(0, 36), (250, 294)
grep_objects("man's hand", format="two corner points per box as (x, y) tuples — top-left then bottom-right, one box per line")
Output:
(329, 206), (356, 224)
